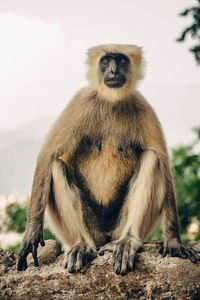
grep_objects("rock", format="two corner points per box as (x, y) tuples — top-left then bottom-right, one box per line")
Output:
(27, 239), (62, 266)
(0, 240), (200, 300)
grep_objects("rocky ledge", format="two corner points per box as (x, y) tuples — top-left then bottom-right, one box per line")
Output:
(0, 240), (200, 300)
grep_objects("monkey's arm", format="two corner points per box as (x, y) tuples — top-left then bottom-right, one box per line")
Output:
(146, 117), (200, 262)
(17, 155), (52, 270)
(142, 104), (199, 262)
(18, 93), (88, 271)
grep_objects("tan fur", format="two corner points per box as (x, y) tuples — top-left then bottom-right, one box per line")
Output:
(46, 160), (95, 248)
(87, 44), (144, 102)
(77, 138), (137, 206)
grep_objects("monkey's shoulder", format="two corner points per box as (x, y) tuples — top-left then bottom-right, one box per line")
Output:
(58, 88), (156, 129)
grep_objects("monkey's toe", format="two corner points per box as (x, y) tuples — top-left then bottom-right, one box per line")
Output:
(18, 256), (28, 271)
(184, 246), (200, 263)
(113, 239), (137, 275)
(99, 241), (116, 256)
(99, 239), (138, 275)
(64, 243), (97, 272)
(17, 242), (32, 271)
(161, 242), (200, 264)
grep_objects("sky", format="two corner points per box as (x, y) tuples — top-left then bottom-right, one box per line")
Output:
(0, 0), (199, 146)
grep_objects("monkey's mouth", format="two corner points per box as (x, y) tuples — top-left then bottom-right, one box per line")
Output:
(104, 77), (125, 88)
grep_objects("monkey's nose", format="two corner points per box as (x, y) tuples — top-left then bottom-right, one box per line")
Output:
(111, 67), (118, 75)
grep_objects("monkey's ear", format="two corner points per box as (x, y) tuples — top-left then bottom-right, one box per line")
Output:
(129, 48), (142, 68)
(86, 45), (106, 89)
(127, 46), (145, 81)
(87, 45), (105, 68)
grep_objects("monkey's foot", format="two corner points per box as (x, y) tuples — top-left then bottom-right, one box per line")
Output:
(63, 243), (97, 273)
(160, 239), (200, 263)
(99, 237), (141, 275)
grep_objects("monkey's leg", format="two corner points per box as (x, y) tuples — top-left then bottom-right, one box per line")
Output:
(46, 159), (97, 272)
(99, 150), (166, 274)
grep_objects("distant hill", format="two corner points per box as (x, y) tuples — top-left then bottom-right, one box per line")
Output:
(0, 116), (54, 197)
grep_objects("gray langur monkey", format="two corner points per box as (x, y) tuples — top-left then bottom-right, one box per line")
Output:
(18, 44), (200, 274)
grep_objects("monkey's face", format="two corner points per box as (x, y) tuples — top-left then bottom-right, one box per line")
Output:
(99, 53), (131, 89)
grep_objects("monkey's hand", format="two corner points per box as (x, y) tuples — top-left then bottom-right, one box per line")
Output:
(64, 242), (97, 273)
(99, 237), (142, 275)
(160, 238), (200, 263)
(18, 221), (45, 271)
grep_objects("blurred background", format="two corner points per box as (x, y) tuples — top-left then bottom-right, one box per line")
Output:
(0, 0), (199, 253)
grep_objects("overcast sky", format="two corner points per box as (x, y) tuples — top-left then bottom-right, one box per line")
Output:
(0, 0), (199, 146)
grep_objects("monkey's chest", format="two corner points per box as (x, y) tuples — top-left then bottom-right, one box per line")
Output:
(76, 138), (140, 206)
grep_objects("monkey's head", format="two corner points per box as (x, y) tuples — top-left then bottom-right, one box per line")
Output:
(87, 44), (144, 102)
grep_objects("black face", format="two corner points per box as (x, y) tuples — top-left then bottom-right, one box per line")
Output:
(99, 53), (130, 88)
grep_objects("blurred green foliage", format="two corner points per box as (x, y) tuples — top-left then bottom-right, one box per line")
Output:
(177, 0), (200, 64)
(4, 128), (200, 251)
(172, 127), (200, 240)
(6, 203), (28, 233)
(6, 243), (21, 254)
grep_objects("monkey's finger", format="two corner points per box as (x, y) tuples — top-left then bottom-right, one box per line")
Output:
(32, 244), (39, 267)
(81, 247), (95, 268)
(161, 247), (168, 258)
(67, 257), (76, 272)
(113, 243), (123, 274)
(184, 248), (197, 263)
(185, 248), (200, 263)
(90, 250), (97, 260)
(98, 249), (105, 256)
(188, 247), (200, 260)
(18, 256), (28, 271)
(169, 247), (180, 257)
(159, 246), (164, 255)
(127, 241), (136, 270)
(75, 246), (86, 271)
(98, 242), (115, 255)
(17, 243), (31, 271)
(63, 247), (73, 269)
(85, 246), (97, 261)
(67, 246), (79, 273)
(179, 246), (187, 259)
(98, 246), (108, 256)
(121, 242), (130, 275)
(19, 258), (27, 271)
(66, 248), (73, 256)
(63, 254), (69, 269)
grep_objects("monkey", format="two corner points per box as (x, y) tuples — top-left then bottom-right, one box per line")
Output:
(18, 44), (200, 275)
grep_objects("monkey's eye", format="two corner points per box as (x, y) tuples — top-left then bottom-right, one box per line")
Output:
(103, 58), (109, 65)
(120, 59), (127, 64)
